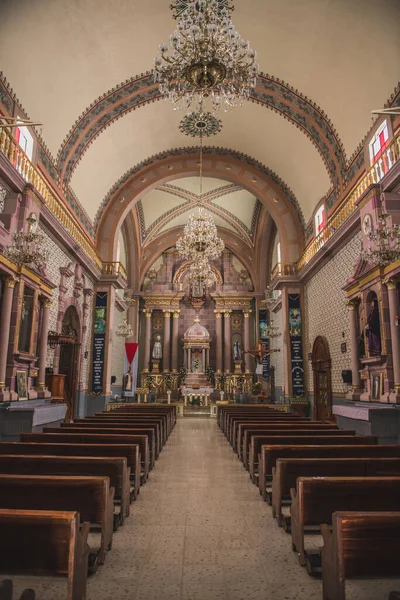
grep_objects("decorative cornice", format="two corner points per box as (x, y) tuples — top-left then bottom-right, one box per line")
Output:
(95, 145), (304, 231)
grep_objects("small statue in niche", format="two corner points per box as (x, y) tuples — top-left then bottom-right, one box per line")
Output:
(366, 299), (382, 356)
(124, 366), (133, 391)
(152, 335), (163, 359)
(233, 340), (241, 361)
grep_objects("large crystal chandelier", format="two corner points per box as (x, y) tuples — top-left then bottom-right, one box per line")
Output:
(4, 213), (49, 271)
(177, 208), (224, 260)
(186, 256), (217, 287)
(361, 212), (400, 267)
(154, 0), (258, 113)
(116, 318), (133, 338)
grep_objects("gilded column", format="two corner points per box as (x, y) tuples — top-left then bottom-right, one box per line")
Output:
(346, 299), (362, 394)
(224, 310), (232, 373)
(171, 311), (180, 372)
(0, 275), (18, 398)
(36, 297), (52, 397)
(143, 309), (152, 372)
(163, 310), (171, 372)
(384, 278), (400, 394)
(243, 310), (252, 373)
(215, 310), (223, 372)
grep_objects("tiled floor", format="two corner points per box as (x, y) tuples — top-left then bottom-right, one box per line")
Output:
(9, 419), (399, 599)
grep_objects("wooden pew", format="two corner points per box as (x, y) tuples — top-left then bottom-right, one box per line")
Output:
(321, 512), (400, 600)
(290, 476), (400, 567)
(0, 454), (130, 526)
(228, 416), (309, 445)
(249, 435), (377, 482)
(218, 406), (288, 431)
(68, 420), (160, 460)
(0, 579), (35, 600)
(229, 415), (313, 446)
(108, 405), (176, 432)
(100, 409), (172, 437)
(258, 444), (400, 500)
(0, 474), (114, 567)
(95, 414), (167, 445)
(0, 442), (140, 500)
(83, 417), (163, 452)
(220, 408), (306, 435)
(237, 422), (338, 458)
(21, 431), (149, 484)
(0, 509), (89, 600)
(51, 425), (156, 470)
(272, 457), (400, 524)
(241, 427), (348, 467)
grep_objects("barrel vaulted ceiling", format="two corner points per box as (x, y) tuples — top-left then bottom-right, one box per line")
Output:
(0, 0), (399, 229)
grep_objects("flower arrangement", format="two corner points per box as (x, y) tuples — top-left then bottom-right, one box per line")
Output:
(192, 358), (201, 372)
(251, 381), (262, 395)
(178, 366), (187, 385)
(205, 366), (215, 386)
(163, 373), (174, 392)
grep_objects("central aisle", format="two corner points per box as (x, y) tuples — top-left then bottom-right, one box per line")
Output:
(88, 418), (321, 600)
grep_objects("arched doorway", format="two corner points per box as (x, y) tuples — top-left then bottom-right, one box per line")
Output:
(311, 336), (332, 421)
(58, 306), (80, 420)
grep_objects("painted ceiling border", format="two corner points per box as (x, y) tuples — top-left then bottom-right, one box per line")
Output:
(94, 145), (305, 233)
(56, 72), (348, 190)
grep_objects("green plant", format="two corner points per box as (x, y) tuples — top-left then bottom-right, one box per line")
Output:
(178, 366), (187, 385)
(145, 375), (155, 390)
(163, 373), (174, 391)
(192, 358), (201, 372)
(205, 366), (215, 385)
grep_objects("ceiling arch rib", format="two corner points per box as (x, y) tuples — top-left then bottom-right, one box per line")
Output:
(139, 180), (260, 246)
(58, 72), (346, 192)
(95, 150), (305, 268)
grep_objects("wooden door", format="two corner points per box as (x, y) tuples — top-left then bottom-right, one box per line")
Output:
(312, 336), (332, 421)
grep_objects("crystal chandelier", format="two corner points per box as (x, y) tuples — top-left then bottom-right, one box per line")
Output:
(116, 318), (134, 338)
(177, 208), (224, 260)
(4, 213), (49, 271)
(154, 0), (258, 113)
(361, 212), (400, 267)
(264, 320), (281, 339)
(186, 256), (217, 287)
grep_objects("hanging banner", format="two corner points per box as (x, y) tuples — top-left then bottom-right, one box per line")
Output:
(124, 342), (139, 398)
(91, 292), (108, 395)
(259, 310), (270, 379)
(288, 294), (304, 396)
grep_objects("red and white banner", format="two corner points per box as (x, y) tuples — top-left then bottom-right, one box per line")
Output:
(124, 343), (139, 398)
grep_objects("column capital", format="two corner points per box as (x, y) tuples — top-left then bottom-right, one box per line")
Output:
(42, 298), (52, 309)
(224, 310), (232, 318)
(383, 277), (398, 290)
(163, 310), (172, 318)
(143, 309), (153, 318)
(346, 299), (359, 311)
(214, 310), (223, 318)
(5, 275), (19, 289)
(172, 311), (180, 319)
(243, 310), (252, 318)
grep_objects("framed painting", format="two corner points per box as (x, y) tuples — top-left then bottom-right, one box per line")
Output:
(16, 369), (28, 401)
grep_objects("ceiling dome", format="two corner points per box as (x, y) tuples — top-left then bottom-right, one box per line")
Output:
(184, 316), (211, 342)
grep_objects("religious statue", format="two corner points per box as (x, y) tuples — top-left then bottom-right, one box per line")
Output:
(366, 299), (381, 356)
(233, 340), (241, 361)
(124, 366), (133, 391)
(152, 335), (163, 359)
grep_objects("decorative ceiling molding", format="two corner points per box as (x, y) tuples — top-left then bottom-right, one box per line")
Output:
(56, 72), (350, 192)
(94, 145), (304, 232)
(137, 182), (260, 246)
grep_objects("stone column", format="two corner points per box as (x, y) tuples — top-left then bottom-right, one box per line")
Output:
(346, 299), (362, 398)
(0, 275), (18, 400)
(171, 311), (180, 372)
(224, 310), (232, 373)
(187, 348), (191, 372)
(202, 348), (206, 372)
(215, 310), (223, 372)
(243, 310), (252, 373)
(36, 297), (52, 397)
(143, 309), (152, 372)
(385, 278), (400, 398)
(163, 311), (171, 372)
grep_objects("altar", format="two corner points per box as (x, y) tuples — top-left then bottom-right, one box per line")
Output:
(183, 316), (211, 375)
